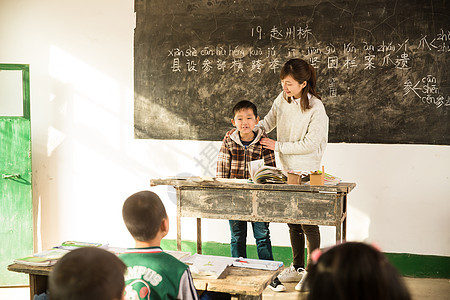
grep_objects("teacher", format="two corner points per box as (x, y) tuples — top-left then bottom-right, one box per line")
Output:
(258, 58), (329, 292)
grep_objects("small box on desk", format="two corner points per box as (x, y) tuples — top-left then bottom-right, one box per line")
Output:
(287, 173), (302, 185)
(310, 166), (325, 186)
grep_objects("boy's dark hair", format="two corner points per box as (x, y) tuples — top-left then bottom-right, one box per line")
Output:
(232, 100), (258, 118)
(305, 242), (411, 300)
(122, 190), (168, 241)
(48, 247), (126, 300)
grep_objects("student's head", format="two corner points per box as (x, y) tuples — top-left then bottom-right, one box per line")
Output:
(280, 58), (320, 111)
(231, 100), (260, 134)
(304, 242), (411, 300)
(48, 247), (126, 300)
(122, 190), (168, 242)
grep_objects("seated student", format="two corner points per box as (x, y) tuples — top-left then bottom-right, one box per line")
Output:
(216, 100), (285, 292)
(120, 190), (199, 300)
(48, 247), (127, 300)
(303, 242), (412, 300)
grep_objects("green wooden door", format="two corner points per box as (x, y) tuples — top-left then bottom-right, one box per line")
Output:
(0, 64), (33, 286)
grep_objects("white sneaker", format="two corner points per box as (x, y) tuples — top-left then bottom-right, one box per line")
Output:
(268, 277), (286, 292)
(278, 264), (306, 283)
(295, 270), (308, 291)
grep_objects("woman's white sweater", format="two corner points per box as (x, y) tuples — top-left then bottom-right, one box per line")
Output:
(259, 91), (329, 171)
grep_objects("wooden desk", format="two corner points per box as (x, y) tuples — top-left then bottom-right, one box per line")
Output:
(8, 263), (279, 300)
(7, 264), (50, 300)
(194, 267), (280, 299)
(150, 178), (356, 253)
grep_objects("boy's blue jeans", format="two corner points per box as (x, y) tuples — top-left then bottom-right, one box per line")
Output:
(229, 220), (274, 260)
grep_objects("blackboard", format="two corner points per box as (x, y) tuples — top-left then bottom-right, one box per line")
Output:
(134, 0), (449, 145)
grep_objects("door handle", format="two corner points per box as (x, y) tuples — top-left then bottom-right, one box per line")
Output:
(2, 174), (21, 179)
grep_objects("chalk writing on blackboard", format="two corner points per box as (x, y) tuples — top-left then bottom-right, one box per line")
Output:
(165, 33), (449, 74)
(328, 78), (338, 98)
(165, 26), (450, 74)
(404, 75), (450, 109)
(165, 27), (449, 110)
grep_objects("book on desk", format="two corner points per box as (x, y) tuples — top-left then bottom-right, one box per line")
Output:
(14, 249), (70, 266)
(249, 159), (287, 184)
(182, 253), (283, 279)
(13, 241), (108, 267)
(13, 240), (283, 281)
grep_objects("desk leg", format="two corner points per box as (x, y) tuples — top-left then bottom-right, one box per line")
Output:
(177, 188), (182, 251)
(343, 194), (347, 241)
(29, 274), (48, 300)
(177, 213), (181, 251)
(336, 193), (348, 243)
(336, 223), (342, 242)
(197, 218), (202, 254)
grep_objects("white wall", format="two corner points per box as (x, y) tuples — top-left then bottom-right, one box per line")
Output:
(1, 0), (449, 257)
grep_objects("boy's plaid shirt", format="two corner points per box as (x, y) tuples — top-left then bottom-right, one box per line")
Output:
(216, 128), (276, 179)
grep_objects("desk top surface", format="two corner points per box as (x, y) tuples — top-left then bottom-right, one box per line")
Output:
(194, 266), (280, 296)
(8, 263), (52, 276)
(151, 177), (356, 193)
(8, 263), (279, 297)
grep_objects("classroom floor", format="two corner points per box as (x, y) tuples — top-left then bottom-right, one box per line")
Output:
(0, 277), (449, 299)
(262, 277), (450, 300)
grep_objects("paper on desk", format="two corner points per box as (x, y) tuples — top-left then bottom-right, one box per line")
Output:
(56, 241), (109, 250)
(167, 176), (214, 182)
(14, 256), (59, 266)
(303, 173), (341, 185)
(165, 250), (192, 261)
(214, 178), (250, 184)
(182, 254), (235, 279)
(34, 248), (70, 259)
(232, 258), (283, 270)
(14, 249), (70, 266)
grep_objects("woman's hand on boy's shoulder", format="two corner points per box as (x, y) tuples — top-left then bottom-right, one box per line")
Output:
(226, 128), (236, 137)
(260, 137), (276, 150)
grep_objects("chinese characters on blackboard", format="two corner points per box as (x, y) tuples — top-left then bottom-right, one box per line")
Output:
(167, 25), (449, 108)
(404, 75), (450, 108)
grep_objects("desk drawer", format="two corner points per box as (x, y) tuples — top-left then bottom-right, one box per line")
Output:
(178, 187), (344, 226)
(255, 190), (342, 225)
(179, 188), (253, 219)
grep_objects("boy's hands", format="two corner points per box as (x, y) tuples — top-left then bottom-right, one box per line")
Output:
(260, 137), (276, 150)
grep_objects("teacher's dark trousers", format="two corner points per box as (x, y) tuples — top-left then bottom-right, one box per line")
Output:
(288, 224), (320, 270)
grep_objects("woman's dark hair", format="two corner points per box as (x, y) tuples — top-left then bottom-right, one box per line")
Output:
(280, 58), (321, 111)
(304, 242), (411, 300)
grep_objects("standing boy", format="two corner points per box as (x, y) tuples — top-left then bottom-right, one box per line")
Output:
(216, 100), (285, 291)
(120, 191), (199, 300)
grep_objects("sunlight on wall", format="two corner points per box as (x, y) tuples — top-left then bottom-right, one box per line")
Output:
(36, 196), (42, 252)
(47, 126), (66, 156)
(49, 45), (120, 105)
(347, 205), (371, 241)
(48, 45), (122, 148)
(45, 45), (134, 245)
